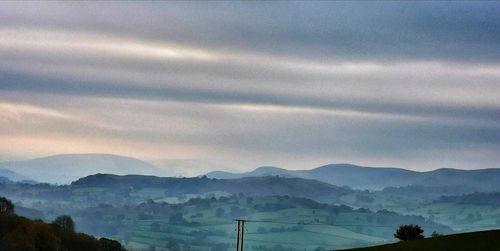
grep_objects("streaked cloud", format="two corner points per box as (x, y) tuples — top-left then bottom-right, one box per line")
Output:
(0, 27), (218, 62)
(0, 101), (73, 121)
(0, 2), (499, 173)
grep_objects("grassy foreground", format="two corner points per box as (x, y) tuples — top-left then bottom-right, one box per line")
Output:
(336, 230), (500, 251)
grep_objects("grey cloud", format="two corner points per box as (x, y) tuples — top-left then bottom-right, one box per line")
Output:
(1, 2), (500, 62)
(1, 92), (498, 171)
(0, 2), (499, 171)
(1, 71), (498, 128)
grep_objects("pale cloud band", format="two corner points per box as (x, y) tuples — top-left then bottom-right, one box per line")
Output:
(0, 2), (499, 173)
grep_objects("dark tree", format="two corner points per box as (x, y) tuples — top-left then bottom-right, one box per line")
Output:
(99, 237), (126, 251)
(0, 196), (14, 215)
(53, 215), (75, 232)
(394, 224), (424, 241)
(0, 212), (125, 251)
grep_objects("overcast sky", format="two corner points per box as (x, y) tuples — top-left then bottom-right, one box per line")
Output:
(0, 2), (499, 174)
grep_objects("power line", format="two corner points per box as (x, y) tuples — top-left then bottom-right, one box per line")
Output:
(245, 219), (403, 228)
(246, 230), (372, 242)
(244, 238), (310, 246)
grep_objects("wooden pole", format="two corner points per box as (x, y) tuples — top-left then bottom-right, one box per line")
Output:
(236, 219), (241, 251)
(240, 220), (245, 251)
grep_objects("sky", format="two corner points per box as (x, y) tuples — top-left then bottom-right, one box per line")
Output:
(0, 2), (499, 175)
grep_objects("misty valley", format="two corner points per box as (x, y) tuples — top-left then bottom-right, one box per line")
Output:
(2, 1), (500, 251)
(1, 155), (499, 251)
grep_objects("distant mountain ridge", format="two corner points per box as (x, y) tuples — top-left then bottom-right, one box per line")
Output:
(206, 166), (292, 179)
(0, 168), (32, 182)
(3, 153), (499, 191)
(206, 164), (500, 191)
(0, 154), (165, 184)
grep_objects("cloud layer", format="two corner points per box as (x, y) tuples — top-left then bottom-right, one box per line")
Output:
(0, 2), (499, 173)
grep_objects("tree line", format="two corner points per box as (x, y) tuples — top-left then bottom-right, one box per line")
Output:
(0, 196), (125, 251)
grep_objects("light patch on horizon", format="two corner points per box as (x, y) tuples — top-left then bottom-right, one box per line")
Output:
(0, 135), (211, 161)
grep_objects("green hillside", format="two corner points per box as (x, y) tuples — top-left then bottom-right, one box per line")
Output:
(68, 195), (450, 251)
(337, 230), (500, 251)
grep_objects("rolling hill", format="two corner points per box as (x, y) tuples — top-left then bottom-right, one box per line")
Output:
(0, 168), (32, 182)
(0, 154), (165, 184)
(336, 229), (500, 251)
(71, 174), (353, 204)
(4, 153), (499, 191)
(207, 164), (500, 191)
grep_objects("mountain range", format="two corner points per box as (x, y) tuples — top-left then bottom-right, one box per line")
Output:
(1, 154), (499, 192)
(207, 164), (500, 191)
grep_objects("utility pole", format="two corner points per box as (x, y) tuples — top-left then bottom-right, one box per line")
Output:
(236, 220), (240, 251)
(235, 219), (246, 251)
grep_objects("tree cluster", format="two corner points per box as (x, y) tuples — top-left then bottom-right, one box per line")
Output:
(0, 196), (125, 251)
(394, 224), (424, 241)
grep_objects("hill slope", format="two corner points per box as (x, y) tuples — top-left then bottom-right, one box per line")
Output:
(206, 166), (294, 179)
(0, 154), (164, 184)
(207, 164), (500, 190)
(207, 164), (421, 190)
(0, 168), (32, 182)
(71, 174), (353, 204)
(336, 230), (500, 251)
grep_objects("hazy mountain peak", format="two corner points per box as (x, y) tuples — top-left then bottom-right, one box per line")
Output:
(206, 165), (292, 179)
(30, 153), (147, 163)
(0, 153), (164, 184)
(316, 163), (362, 168)
(252, 166), (287, 174)
(206, 163), (500, 191)
(0, 168), (32, 182)
(314, 163), (367, 171)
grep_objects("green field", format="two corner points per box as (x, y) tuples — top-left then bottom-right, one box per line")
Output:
(122, 206), (387, 250)
(406, 203), (500, 232)
(90, 195), (450, 251)
(337, 230), (500, 251)
(5, 176), (500, 251)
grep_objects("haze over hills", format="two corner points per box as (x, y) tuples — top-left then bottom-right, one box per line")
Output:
(0, 154), (165, 184)
(206, 164), (421, 190)
(1, 2), (499, 250)
(1, 163), (498, 250)
(0, 168), (32, 182)
(2, 153), (499, 191)
(71, 173), (352, 204)
(206, 164), (500, 191)
(0, 172), (455, 250)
